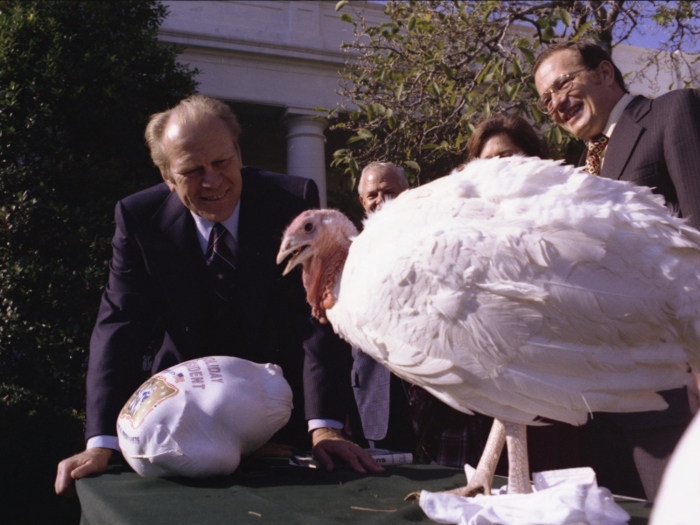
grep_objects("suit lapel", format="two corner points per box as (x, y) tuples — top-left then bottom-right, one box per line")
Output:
(148, 191), (210, 346)
(237, 170), (286, 353)
(145, 174), (288, 356)
(601, 95), (651, 181)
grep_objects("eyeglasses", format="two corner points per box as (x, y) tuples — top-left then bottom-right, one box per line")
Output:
(536, 67), (591, 114)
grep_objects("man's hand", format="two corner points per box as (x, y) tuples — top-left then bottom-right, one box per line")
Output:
(55, 448), (113, 496)
(311, 427), (385, 474)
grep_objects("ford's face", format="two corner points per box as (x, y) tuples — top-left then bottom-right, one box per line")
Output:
(162, 114), (243, 223)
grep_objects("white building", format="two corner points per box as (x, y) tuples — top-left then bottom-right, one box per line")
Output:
(159, 0), (389, 206)
(159, 1), (696, 204)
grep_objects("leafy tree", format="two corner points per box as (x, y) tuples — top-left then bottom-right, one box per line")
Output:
(0, 1), (197, 521)
(328, 0), (700, 192)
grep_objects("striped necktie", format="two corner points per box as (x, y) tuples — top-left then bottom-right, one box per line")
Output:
(584, 133), (609, 176)
(206, 223), (238, 303)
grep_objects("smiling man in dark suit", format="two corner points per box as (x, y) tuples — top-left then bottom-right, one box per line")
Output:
(533, 40), (700, 224)
(533, 40), (700, 500)
(55, 96), (381, 495)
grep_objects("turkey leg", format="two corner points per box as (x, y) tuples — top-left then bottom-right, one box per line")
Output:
(445, 418), (506, 497)
(445, 419), (532, 496)
(405, 418), (506, 500)
(504, 420), (532, 494)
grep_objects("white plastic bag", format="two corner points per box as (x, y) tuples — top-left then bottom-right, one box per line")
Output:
(117, 356), (293, 478)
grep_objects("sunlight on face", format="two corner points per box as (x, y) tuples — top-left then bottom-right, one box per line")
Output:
(534, 49), (619, 141)
(479, 133), (524, 159)
(359, 167), (406, 213)
(161, 114), (243, 223)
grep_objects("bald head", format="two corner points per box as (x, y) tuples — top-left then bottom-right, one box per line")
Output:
(145, 95), (241, 180)
(358, 162), (409, 214)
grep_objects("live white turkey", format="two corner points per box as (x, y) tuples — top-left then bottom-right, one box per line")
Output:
(277, 156), (700, 495)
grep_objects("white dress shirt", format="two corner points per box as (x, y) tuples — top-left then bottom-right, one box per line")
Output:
(598, 93), (634, 167)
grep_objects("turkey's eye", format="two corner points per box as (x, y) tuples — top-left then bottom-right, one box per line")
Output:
(304, 222), (314, 232)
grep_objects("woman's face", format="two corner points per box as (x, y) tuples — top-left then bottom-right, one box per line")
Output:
(479, 133), (524, 159)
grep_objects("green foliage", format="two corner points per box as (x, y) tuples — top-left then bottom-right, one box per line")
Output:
(1, 384), (85, 523)
(327, 0), (699, 196)
(653, 1), (696, 26)
(327, 1), (583, 191)
(0, 1), (198, 521)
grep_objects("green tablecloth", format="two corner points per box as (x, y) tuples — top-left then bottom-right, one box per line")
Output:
(77, 460), (653, 524)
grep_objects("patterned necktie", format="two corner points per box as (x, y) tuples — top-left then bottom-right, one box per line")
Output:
(206, 223), (238, 303)
(584, 133), (609, 176)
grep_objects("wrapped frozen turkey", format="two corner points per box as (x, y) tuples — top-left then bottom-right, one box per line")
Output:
(117, 356), (293, 478)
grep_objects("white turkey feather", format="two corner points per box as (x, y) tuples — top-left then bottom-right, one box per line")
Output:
(322, 157), (700, 426)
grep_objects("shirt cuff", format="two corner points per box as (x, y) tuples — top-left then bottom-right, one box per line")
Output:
(308, 419), (343, 433)
(86, 435), (121, 451)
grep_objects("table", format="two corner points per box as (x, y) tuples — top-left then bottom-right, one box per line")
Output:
(77, 459), (653, 524)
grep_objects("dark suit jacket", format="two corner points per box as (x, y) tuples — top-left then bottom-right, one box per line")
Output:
(600, 90), (700, 230)
(587, 90), (698, 429)
(578, 91), (699, 498)
(86, 167), (349, 449)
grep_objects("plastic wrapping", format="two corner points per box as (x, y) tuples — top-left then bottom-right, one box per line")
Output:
(117, 356), (293, 478)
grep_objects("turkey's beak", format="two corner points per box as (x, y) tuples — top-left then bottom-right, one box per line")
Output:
(277, 239), (310, 276)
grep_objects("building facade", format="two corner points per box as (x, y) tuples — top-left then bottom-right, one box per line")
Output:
(160, 1), (696, 204)
(159, 1), (388, 206)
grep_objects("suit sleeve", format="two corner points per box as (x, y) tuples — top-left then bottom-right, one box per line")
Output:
(297, 178), (352, 422)
(302, 177), (320, 208)
(665, 90), (700, 230)
(85, 200), (157, 440)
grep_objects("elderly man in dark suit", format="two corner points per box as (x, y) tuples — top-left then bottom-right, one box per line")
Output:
(352, 163), (495, 469)
(352, 162), (414, 450)
(56, 96), (381, 495)
(533, 40), (700, 500)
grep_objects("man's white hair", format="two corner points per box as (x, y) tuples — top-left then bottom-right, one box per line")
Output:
(359, 162), (409, 195)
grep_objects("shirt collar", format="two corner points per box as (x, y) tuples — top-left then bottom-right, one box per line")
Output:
(191, 201), (241, 254)
(602, 93), (634, 139)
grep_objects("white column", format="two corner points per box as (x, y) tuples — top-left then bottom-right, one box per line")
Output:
(283, 110), (329, 207)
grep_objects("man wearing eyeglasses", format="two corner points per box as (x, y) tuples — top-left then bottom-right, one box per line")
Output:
(533, 40), (700, 501)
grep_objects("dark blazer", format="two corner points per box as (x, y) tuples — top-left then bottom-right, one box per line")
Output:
(598, 90), (700, 427)
(581, 90), (699, 498)
(86, 167), (349, 449)
(600, 90), (700, 230)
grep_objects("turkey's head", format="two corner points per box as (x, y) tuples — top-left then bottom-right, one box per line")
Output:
(277, 209), (358, 323)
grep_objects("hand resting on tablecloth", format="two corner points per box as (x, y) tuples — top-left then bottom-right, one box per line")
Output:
(311, 426), (385, 474)
(55, 447), (112, 496)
